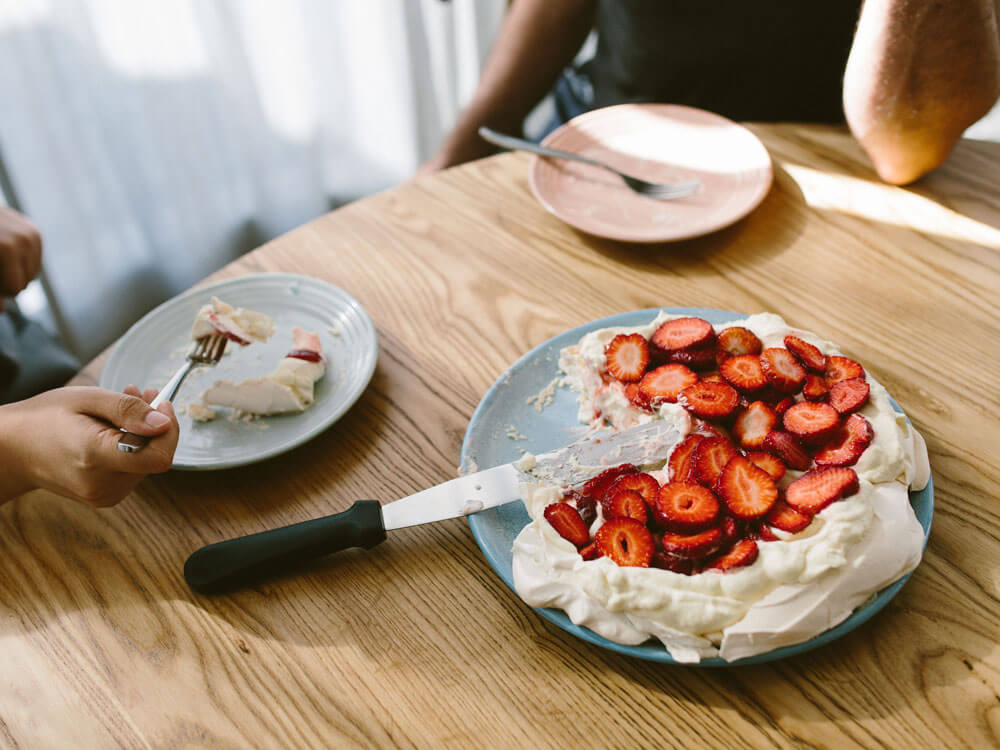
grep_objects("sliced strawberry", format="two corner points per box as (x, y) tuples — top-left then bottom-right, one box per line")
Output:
(718, 515), (741, 546)
(287, 349), (323, 363)
(785, 467), (860, 514)
(700, 372), (725, 384)
(766, 499), (813, 533)
(783, 401), (841, 443)
(717, 455), (778, 519)
(751, 524), (780, 542)
(603, 488), (650, 524)
(579, 542), (602, 561)
(575, 495), (598, 526)
(717, 326), (763, 357)
(669, 346), (718, 371)
(760, 347), (808, 394)
(595, 518), (655, 567)
(764, 430), (813, 471)
(678, 381), (740, 420)
(829, 377), (870, 414)
(814, 413), (874, 467)
(732, 401), (778, 450)
(691, 436), (740, 488)
(825, 355), (865, 387)
(783, 335), (827, 372)
(772, 396), (795, 417)
(607, 472), (660, 505)
(694, 420), (730, 440)
(605, 333), (650, 383)
(624, 382), (654, 412)
(650, 550), (693, 574)
(543, 503), (590, 547)
(652, 482), (721, 532)
(668, 434), (705, 482)
(660, 526), (724, 559)
(802, 374), (829, 402)
(638, 363), (698, 406)
(580, 464), (639, 500)
(720, 354), (768, 392)
(651, 317), (715, 352)
(706, 539), (759, 571)
(745, 451), (786, 482)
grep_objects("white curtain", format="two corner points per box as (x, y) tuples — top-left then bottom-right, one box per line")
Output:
(0, 0), (505, 361)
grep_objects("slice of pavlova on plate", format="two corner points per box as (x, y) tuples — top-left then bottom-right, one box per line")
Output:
(191, 296), (275, 345)
(191, 327), (327, 420)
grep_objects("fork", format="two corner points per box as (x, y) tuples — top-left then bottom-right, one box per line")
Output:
(478, 127), (700, 200)
(117, 333), (228, 453)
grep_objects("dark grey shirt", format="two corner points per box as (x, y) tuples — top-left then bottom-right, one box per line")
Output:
(588, 0), (862, 122)
(0, 304), (79, 403)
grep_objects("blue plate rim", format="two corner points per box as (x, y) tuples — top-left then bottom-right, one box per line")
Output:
(461, 307), (934, 666)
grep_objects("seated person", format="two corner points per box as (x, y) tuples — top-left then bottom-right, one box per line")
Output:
(0, 206), (179, 507)
(421, 0), (1000, 185)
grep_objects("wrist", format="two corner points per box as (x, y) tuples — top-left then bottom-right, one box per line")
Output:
(0, 402), (36, 503)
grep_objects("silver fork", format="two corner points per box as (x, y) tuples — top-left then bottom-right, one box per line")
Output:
(478, 126), (700, 200)
(117, 333), (228, 453)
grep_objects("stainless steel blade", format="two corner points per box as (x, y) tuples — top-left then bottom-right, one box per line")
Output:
(380, 420), (680, 531)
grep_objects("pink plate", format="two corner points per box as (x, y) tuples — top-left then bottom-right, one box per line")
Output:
(529, 104), (773, 243)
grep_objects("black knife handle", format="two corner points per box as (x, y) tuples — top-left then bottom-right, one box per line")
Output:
(184, 500), (387, 594)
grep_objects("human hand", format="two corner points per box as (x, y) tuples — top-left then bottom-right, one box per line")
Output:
(0, 206), (43, 312)
(0, 385), (180, 507)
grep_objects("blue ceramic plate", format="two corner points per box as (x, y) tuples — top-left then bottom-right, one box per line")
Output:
(461, 308), (933, 666)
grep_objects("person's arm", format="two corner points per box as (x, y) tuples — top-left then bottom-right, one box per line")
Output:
(0, 386), (179, 507)
(419, 0), (596, 174)
(0, 206), (43, 312)
(844, 0), (1000, 185)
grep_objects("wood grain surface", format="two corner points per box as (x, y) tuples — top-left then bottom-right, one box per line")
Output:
(2, 124), (999, 748)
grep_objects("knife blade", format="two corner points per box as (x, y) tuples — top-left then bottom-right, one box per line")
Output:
(184, 420), (680, 594)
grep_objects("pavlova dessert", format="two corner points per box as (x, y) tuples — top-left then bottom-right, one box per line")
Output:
(187, 297), (326, 421)
(512, 312), (930, 662)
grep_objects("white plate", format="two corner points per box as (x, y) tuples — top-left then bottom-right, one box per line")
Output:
(99, 273), (377, 470)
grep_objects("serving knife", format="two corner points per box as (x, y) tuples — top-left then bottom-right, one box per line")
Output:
(184, 420), (680, 594)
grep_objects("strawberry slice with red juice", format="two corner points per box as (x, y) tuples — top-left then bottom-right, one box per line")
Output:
(604, 333), (650, 382)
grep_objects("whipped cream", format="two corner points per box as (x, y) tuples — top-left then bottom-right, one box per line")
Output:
(513, 312), (930, 662)
(191, 296), (275, 345)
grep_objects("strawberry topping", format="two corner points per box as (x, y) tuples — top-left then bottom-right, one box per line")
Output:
(706, 539), (759, 571)
(650, 551), (694, 574)
(783, 335), (827, 372)
(651, 317), (715, 352)
(660, 526), (724, 559)
(606, 472), (660, 506)
(624, 382), (653, 411)
(802, 373), (830, 402)
(732, 401), (778, 450)
(717, 455), (778, 519)
(678, 381), (740, 419)
(605, 333), (650, 382)
(829, 377), (870, 414)
(745, 451), (787, 482)
(814, 413), (874, 467)
(595, 518), (655, 567)
(603, 488), (650, 524)
(825, 355), (865, 387)
(785, 466), (860, 514)
(286, 349), (323, 363)
(543, 503), (590, 547)
(652, 482), (721, 532)
(691, 436), (740, 488)
(772, 397), (795, 417)
(576, 495), (598, 526)
(764, 430), (813, 471)
(668, 346), (718, 371)
(638, 363), (698, 406)
(720, 354), (768, 392)
(760, 347), (808, 394)
(580, 464), (639, 500)
(579, 542), (602, 561)
(783, 401), (841, 443)
(668, 434), (705, 482)
(717, 326), (763, 357)
(765, 499), (813, 533)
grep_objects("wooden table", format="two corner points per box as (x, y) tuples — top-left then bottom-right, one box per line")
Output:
(3, 124), (998, 748)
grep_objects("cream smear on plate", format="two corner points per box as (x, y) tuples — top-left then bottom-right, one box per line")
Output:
(513, 312), (930, 662)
